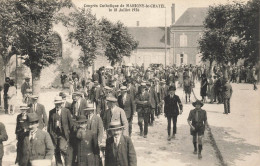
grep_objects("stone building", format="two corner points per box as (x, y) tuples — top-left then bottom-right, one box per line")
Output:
(170, 6), (208, 66)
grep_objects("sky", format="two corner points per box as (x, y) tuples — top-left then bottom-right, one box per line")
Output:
(72, 0), (249, 27)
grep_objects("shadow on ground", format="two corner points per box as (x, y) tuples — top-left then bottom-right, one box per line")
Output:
(210, 126), (260, 166)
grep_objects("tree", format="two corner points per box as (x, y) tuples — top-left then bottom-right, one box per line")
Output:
(0, 0), (20, 77)
(14, 0), (71, 94)
(67, 8), (101, 77)
(100, 19), (138, 66)
(199, 0), (260, 71)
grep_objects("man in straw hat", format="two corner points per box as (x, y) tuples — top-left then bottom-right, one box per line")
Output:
(164, 86), (183, 141)
(76, 115), (99, 166)
(20, 113), (54, 166)
(59, 92), (71, 111)
(105, 121), (137, 166)
(85, 104), (104, 146)
(48, 96), (74, 166)
(28, 94), (48, 130)
(103, 95), (129, 136)
(118, 86), (135, 137)
(187, 100), (208, 159)
(15, 104), (30, 165)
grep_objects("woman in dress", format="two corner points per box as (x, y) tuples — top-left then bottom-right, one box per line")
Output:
(8, 80), (17, 115)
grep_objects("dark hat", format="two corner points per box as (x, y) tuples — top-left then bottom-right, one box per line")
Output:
(28, 113), (39, 123)
(192, 100), (204, 107)
(77, 115), (88, 123)
(168, 86), (176, 91)
(59, 92), (66, 98)
(107, 121), (124, 130)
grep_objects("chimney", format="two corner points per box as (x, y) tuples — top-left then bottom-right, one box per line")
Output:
(136, 21), (139, 27)
(171, 4), (175, 25)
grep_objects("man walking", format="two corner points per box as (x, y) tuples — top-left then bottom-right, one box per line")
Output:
(187, 100), (208, 159)
(48, 96), (74, 166)
(18, 113), (54, 165)
(118, 86), (135, 137)
(3, 77), (10, 114)
(28, 95), (48, 130)
(60, 71), (67, 89)
(223, 78), (233, 114)
(105, 121), (137, 166)
(103, 95), (129, 136)
(135, 84), (150, 138)
(21, 77), (31, 103)
(164, 86), (183, 141)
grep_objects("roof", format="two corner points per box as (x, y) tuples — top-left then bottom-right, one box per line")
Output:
(127, 27), (170, 49)
(174, 7), (208, 26)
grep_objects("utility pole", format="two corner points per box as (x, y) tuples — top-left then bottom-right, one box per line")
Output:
(164, 7), (167, 68)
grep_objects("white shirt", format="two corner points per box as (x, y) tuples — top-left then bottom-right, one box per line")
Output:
(114, 135), (121, 146)
(29, 129), (38, 141)
(33, 103), (38, 112)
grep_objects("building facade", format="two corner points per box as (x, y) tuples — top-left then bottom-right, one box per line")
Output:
(171, 7), (208, 66)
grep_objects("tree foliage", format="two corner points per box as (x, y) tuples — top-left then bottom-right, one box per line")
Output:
(0, 0), (21, 76)
(14, 0), (72, 79)
(67, 8), (101, 68)
(100, 19), (138, 66)
(199, 0), (259, 66)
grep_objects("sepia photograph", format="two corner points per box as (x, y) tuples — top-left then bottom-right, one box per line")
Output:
(0, 0), (259, 165)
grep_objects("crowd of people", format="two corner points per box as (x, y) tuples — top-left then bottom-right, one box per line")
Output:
(0, 63), (258, 166)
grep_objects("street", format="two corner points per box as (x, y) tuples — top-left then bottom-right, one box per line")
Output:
(1, 82), (260, 166)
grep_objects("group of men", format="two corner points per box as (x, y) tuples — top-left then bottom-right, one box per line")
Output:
(2, 62), (256, 165)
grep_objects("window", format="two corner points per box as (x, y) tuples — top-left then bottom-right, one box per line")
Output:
(180, 54), (184, 64)
(180, 33), (187, 47)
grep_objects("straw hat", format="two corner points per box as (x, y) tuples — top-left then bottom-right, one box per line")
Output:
(54, 96), (64, 104)
(107, 121), (124, 130)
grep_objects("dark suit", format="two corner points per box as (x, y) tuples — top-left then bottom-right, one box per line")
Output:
(118, 93), (135, 136)
(87, 114), (104, 144)
(135, 92), (150, 136)
(20, 129), (54, 166)
(48, 107), (74, 165)
(29, 103), (48, 130)
(164, 95), (183, 136)
(15, 113), (29, 165)
(223, 82), (233, 114)
(3, 82), (9, 113)
(0, 122), (8, 166)
(105, 135), (137, 166)
(71, 98), (88, 119)
(64, 101), (72, 111)
(76, 128), (99, 166)
(148, 87), (159, 124)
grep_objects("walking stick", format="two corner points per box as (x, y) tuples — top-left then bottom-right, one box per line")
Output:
(191, 88), (198, 101)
